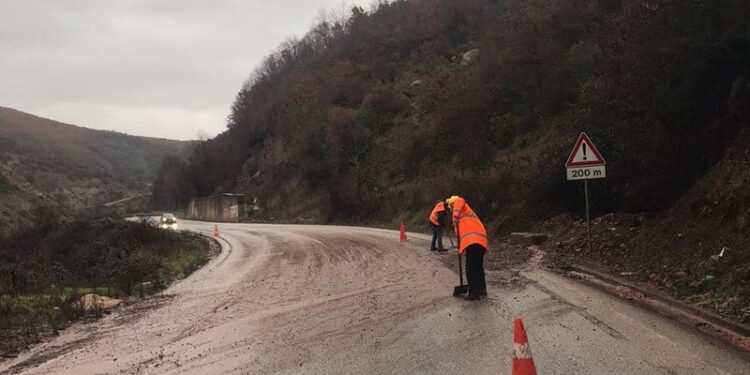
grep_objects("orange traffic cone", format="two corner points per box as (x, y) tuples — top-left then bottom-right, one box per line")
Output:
(213, 224), (219, 239)
(512, 318), (538, 375)
(400, 222), (408, 242)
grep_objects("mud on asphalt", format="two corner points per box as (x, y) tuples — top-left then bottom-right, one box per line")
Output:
(435, 237), (536, 291)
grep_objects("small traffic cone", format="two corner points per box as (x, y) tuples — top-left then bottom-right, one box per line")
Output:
(400, 222), (408, 242)
(512, 318), (538, 375)
(213, 224), (219, 239)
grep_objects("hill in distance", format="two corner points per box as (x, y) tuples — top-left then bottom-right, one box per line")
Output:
(0, 106), (189, 233)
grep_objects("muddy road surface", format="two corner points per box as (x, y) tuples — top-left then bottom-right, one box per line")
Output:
(2, 222), (749, 374)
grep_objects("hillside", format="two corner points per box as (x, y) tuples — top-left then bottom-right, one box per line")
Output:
(0, 106), (188, 233)
(155, 0), (750, 226)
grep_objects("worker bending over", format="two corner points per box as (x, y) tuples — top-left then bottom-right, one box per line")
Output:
(428, 200), (448, 252)
(446, 195), (488, 300)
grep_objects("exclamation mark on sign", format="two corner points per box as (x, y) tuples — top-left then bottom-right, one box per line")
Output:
(582, 143), (588, 160)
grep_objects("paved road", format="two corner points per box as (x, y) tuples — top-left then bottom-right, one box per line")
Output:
(2, 221), (748, 374)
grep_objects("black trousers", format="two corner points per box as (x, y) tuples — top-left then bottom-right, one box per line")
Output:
(430, 224), (444, 250)
(465, 244), (486, 295)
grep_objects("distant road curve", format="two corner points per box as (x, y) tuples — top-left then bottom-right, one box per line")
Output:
(102, 193), (151, 207)
(2, 221), (748, 374)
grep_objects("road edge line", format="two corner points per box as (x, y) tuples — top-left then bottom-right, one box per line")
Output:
(563, 266), (750, 357)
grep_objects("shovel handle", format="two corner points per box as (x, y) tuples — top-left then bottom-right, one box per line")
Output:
(446, 229), (456, 248)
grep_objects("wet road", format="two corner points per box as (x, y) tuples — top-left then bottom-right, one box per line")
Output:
(2, 221), (748, 374)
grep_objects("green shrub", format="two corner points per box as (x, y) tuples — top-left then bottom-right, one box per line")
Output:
(0, 219), (212, 328)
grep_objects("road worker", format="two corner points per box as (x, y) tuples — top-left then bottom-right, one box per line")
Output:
(428, 200), (448, 252)
(446, 195), (488, 300)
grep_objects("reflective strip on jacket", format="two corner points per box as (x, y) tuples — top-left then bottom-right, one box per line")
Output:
(429, 202), (446, 226)
(450, 197), (488, 254)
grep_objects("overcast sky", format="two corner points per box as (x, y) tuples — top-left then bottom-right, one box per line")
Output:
(0, 0), (372, 140)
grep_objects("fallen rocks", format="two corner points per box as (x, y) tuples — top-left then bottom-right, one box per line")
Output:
(668, 271), (691, 287)
(510, 232), (549, 246)
(539, 209), (750, 329)
(1, 352), (19, 359)
(614, 285), (643, 301)
(455, 48), (479, 66)
(716, 298), (738, 313)
(71, 294), (122, 313)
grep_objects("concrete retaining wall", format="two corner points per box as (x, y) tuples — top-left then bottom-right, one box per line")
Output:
(186, 194), (247, 222)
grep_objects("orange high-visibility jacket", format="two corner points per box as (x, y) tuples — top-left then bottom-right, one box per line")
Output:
(429, 201), (446, 226)
(450, 197), (489, 254)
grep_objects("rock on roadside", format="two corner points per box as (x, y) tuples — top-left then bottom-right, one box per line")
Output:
(71, 294), (122, 313)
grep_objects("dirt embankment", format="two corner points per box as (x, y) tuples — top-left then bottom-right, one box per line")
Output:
(510, 129), (750, 326)
(533, 212), (750, 325)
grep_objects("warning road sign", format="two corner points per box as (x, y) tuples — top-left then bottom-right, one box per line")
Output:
(566, 132), (606, 181)
(566, 132), (607, 251)
(565, 132), (605, 168)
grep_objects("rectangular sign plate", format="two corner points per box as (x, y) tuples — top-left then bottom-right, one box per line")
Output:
(567, 166), (606, 181)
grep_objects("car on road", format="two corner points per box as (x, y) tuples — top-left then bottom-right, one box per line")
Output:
(160, 213), (178, 229)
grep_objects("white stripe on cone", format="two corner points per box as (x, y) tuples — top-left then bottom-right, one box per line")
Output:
(514, 342), (532, 360)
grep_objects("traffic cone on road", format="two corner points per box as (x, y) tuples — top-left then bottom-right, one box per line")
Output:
(400, 222), (408, 242)
(512, 318), (538, 375)
(214, 224), (219, 239)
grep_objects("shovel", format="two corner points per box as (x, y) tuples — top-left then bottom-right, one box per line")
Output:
(453, 253), (468, 296)
(445, 229), (456, 249)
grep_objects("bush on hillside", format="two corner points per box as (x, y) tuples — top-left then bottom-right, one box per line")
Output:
(0, 219), (210, 299)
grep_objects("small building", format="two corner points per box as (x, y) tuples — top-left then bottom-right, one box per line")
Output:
(186, 193), (247, 222)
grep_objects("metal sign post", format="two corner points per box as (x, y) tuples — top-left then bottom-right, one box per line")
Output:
(566, 132), (606, 251)
(584, 179), (591, 251)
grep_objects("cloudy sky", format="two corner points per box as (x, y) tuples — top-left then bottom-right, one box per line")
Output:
(0, 0), (371, 140)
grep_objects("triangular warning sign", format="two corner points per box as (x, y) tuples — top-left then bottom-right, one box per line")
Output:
(566, 132), (606, 167)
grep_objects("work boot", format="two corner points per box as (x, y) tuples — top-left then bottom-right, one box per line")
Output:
(437, 248), (448, 253)
(464, 294), (481, 301)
